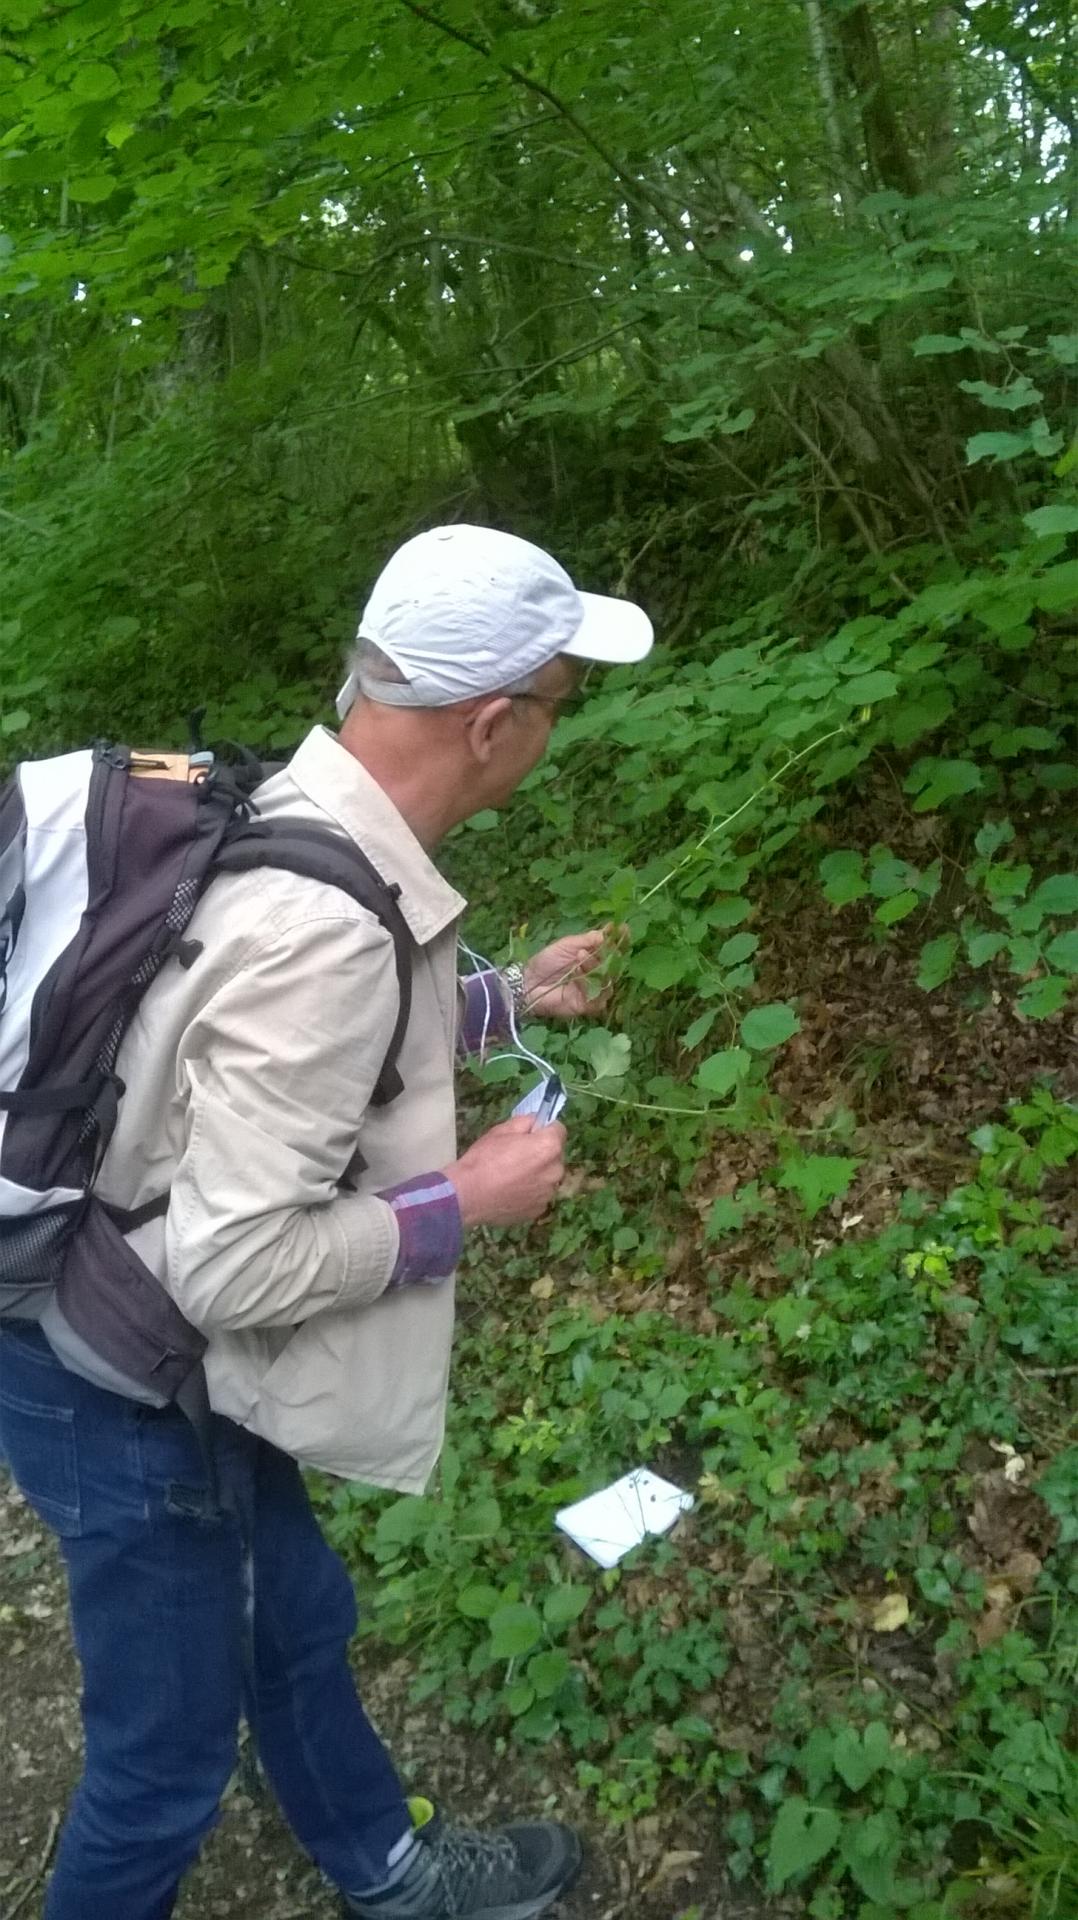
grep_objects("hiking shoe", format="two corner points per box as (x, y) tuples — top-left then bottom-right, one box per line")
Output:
(344, 1807), (582, 1920)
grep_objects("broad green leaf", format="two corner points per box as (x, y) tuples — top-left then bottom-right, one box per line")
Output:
(966, 430), (1034, 464)
(839, 670), (898, 706)
(1023, 505), (1078, 538)
(912, 333), (966, 356)
(1030, 875), (1078, 916)
(542, 1585), (591, 1627)
(875, 890), (918, 927)
(489, 1603), (543, 1660)
(820, 850), (867, 906)
(767, 1799), (842, 1890)
(464, 809), (499, 832)
(681, 1009), (717, 1050)
(777, 1154), (859, 1219)
(966, 930), (1008, 968)
(636, 945), (693, 989)
(905, 758), (982, 812)
(1017, 975), (1069, 1019)
(718, 931), (758, 967)
(917, 934), (957, 990)
(1045, 930), (1078, 974)
(575, 1029), (631, 1082)
(527, 1649), (571, 1697)
(741, 1004), (800, 1050)
(833, 1722), (892, 1791)
(457, 1584), (501, 1619)
(696, 1047), (750, 1095)
(0, 707), (30, 735)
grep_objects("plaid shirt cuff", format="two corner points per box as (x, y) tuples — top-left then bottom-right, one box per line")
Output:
(379, 1173), (463, 1289)
(457, 969), (512, 1057)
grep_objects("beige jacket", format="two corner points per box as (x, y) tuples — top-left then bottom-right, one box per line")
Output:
(96, 727), (467, 1492)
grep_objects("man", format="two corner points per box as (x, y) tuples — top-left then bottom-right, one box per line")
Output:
(0, 525), (653, 1920)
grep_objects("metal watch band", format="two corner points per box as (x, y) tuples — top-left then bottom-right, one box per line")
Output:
(502, 961), (526, 1018)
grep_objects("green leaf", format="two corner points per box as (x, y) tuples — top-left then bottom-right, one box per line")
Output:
(68, 175), (118, 204)
(1045, 929), (1078, 974)
(820, 850), (868, 906)
(527, 1649), (571, 1697)
(575, 1029), (631, 1082)
(912, 333), (966, 356)
(917, 934), (958, 990)
(0, 707), (31, 735)
(905, 758), (982, 812)
(696, 1047), (751, 1096)
(464, 809), (500, 832)
(681, 1009), (717, 1050)
(833, 1723), (893, 1791)
(718, 931), (758, 967)
(741, 1003), (800, 1050)
(875, 890), (918, 927)
(637, 945), (693, 989)
(1016, 975), (1069, 1019)
(1023, 505), (1078, 538)
(767, 1799), (842, 1890)
(542, 1585), (591, 1627)
(966, 930), (1008, 968)
(489, 1603), (543, 1660)
(966, 430), (1034, 465)
(457, 1584), (501, 1619)
(840, 670), (898, 705)
(1029, 875), (1078, 916)
(777, 1154), (859, 1218)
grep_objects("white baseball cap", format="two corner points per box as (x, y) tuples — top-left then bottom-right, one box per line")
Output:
(336, 524), (653, 717)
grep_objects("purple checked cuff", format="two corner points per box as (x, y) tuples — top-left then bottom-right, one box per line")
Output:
(379, 1172), (464, 1290)
(458, 969), (512, 1057)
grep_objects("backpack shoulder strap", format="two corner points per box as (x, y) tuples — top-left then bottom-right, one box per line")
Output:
(211, 822), (413, 1108)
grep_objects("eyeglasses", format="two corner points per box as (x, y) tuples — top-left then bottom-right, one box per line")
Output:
(510, 671), (592, 718)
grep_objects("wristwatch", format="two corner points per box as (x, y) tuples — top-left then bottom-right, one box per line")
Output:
(502, 961), (527, 1020)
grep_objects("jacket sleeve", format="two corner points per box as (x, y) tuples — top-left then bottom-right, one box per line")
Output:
(165, 905), (402, 1333)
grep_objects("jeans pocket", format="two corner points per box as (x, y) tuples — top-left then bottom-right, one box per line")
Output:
(0, 1386), (81, 1536)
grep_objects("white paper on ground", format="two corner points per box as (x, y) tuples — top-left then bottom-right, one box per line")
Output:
(555, 1468), (695, 1570)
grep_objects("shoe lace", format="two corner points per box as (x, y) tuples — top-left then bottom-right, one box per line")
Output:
(434, 1826), (519, 1906)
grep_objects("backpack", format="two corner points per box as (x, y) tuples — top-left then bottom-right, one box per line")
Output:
(0, 740), (412, 1462)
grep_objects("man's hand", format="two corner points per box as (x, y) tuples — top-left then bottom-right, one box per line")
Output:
(523, 928), (614, 1020)
(445, 1116), (567, 1228)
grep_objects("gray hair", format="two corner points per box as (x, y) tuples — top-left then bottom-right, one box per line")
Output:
(346, 638), (542, 707)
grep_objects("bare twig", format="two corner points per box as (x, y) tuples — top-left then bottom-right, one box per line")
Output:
(7, 1809), (60, 1920)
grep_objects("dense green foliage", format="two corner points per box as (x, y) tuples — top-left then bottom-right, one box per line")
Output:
(2, 1), (1076, 1914)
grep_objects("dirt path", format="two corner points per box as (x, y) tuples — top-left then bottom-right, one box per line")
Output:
(0, 1475), (780, 1920)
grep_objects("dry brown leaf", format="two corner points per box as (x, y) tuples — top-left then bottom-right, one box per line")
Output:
(871, 1591), (910, 1633)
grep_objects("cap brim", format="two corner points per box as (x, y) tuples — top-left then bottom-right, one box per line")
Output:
(562, 592), (654, 666)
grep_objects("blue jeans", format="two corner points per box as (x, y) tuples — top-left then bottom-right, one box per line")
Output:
(0, 1323), (412, 1920)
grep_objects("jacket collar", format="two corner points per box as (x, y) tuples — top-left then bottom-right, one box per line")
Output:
(287, 727), (466, 945)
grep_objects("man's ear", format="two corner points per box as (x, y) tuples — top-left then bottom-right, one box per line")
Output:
(466, 694), (513, 764)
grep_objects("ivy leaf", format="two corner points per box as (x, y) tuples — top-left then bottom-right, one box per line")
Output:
(696, 1047), (751, 1096)
(489, 1603), (543, 1660)
(767, 1799), (842, 1890)
(917, 934), (958, 990)
(777, 1153), (859, 1218)
(741, 1003), (800, 1050)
